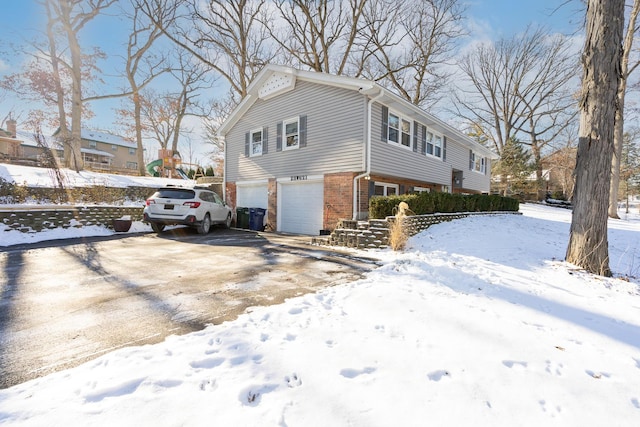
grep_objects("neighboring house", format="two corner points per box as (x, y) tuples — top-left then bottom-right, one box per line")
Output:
(53, 128), (139, 173)
(0, 119), (22, 159)
(541, 147), (577, 199)
(219, 64), (496, 235)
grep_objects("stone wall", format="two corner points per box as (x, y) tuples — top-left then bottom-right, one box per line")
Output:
(313, 211), (521, 249)
(0, 206), (145, 233)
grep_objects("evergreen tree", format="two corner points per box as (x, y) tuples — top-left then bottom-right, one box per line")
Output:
(492, 138), (533, 196)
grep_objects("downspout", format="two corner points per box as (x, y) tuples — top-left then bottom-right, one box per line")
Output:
(353, 88), (383, 220)
(222, 134), (227, 204)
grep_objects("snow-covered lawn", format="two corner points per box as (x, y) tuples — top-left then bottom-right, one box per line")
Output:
(1, 203), (639, 426)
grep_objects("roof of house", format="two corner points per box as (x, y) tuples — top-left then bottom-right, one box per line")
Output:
(16, 130), (50, 147)
(51, 127), (136, 148)
(218, 64), (496, 158)
(81, 129), (136, 148)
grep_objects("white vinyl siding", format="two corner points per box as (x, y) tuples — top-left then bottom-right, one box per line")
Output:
(226, 81), (366, 182)
(446, 137), (492, 192)
(373, 104), (450, 185)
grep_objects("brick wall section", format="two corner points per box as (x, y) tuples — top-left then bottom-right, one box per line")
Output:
(312, 211), (522, 249)
(225, 182), (237, 208)
(324, 172), (356, 230)
(0, 206), (144, 233)
(267, 178), (277, 232)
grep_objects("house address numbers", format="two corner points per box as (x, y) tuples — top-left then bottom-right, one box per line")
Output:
(290, 175), (307, 181)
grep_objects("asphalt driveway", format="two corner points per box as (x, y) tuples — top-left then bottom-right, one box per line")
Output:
(0, 227), (380, 389)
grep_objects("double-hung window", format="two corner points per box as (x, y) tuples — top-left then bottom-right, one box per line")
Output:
(433, 135), (442, 158)
(425, 130), (443, 159)
(387, 111), (411, 148)
(426, 131), (434, 155)
(374, 182), (399, 196)
(250, 128), (263, 156)
(470, 151), (486, 174)
(284, 117), (299, 150)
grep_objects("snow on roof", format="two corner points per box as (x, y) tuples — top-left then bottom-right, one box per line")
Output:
(81, 129), (136, 148)
(15, 130), (53, 147)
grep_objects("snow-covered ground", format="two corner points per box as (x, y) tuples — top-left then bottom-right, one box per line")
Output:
(1, 201), (639, 426)
(2, 163), (640, 425)
(0, 162), (190, 189)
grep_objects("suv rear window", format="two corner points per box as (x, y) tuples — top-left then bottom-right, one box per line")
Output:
(153, 189), (196, 199)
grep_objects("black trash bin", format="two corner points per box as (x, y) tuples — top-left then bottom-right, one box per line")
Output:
(236, 207), (250, 229)
(249, 208), (266, 231)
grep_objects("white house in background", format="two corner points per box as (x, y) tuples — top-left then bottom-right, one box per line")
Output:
(218, 64), (496, 235)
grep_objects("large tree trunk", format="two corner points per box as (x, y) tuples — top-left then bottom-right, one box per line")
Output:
(566, 0), (624, 277)
(608, 0), (640, 218)
(609, 93), (625, 219)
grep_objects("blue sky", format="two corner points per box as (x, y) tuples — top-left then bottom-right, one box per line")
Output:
(0, 0), (582, 165)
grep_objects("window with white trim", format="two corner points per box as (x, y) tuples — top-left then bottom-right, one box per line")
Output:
(470, 151), (486, 174)
(373, 182), (399, 196)
(284, 117), (299, 150)
(250, 128), (263, 156)
(89, 140), (97, 148)
(434, 135), (442, 157)
(129, 147), (136, 155)
(425, 130), (443, 159)
(387, 111), (411, 148)
(111, 144), (117, 151)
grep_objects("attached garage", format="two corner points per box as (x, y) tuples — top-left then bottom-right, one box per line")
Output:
(278, 177), (324, 235)
(236, 181), (268, 209)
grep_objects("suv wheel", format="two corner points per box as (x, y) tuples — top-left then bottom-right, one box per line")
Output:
(224, 213), (232, 229)
(150, 222), (165, 233)
(197, 214), (211, 234)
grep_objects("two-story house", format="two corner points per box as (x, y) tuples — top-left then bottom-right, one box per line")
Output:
(0, 119), (21, 159)
(53, 128), (139, 173)
(219, 64), (496, 235)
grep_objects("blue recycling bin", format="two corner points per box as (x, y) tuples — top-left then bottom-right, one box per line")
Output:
(249, 208), (266, 231)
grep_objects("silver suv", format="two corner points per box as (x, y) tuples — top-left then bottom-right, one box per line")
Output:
(143, 186), (232, 234)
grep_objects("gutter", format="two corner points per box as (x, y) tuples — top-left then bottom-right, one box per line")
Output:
(353, 88), (384, 220)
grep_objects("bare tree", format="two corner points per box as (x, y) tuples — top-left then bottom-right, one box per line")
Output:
(566, 0), (624, 277)
(127, 52), (214, 156)
(453, 26), (579, 196)
(45, 0), (116, 171)
(266, 0), (369, 75)
(609, 0), (640, 218)
(363, 0), (466, 108)
(138, 0), (273, 105)
(122, 0), (171, 175)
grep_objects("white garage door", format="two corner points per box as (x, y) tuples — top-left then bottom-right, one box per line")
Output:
(236, 182), (268, 209)
(279, 179), (324, 235)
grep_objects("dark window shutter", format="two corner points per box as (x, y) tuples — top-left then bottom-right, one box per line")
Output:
(399, 184), (405, 194)
(276, 122), (283, 151)
(299, 115), (307, 147)
(381, 105), (389, 142)
(421, 125), (426, 154)
(262, 126), (268, 154)
(245, 132), (250, 157)
(368, 180), (376, 197)
(484, 157), (488, 175)
(469, 149), (473, 170)
(443, 136), (447, 161)
(412, 122), (418, 152)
